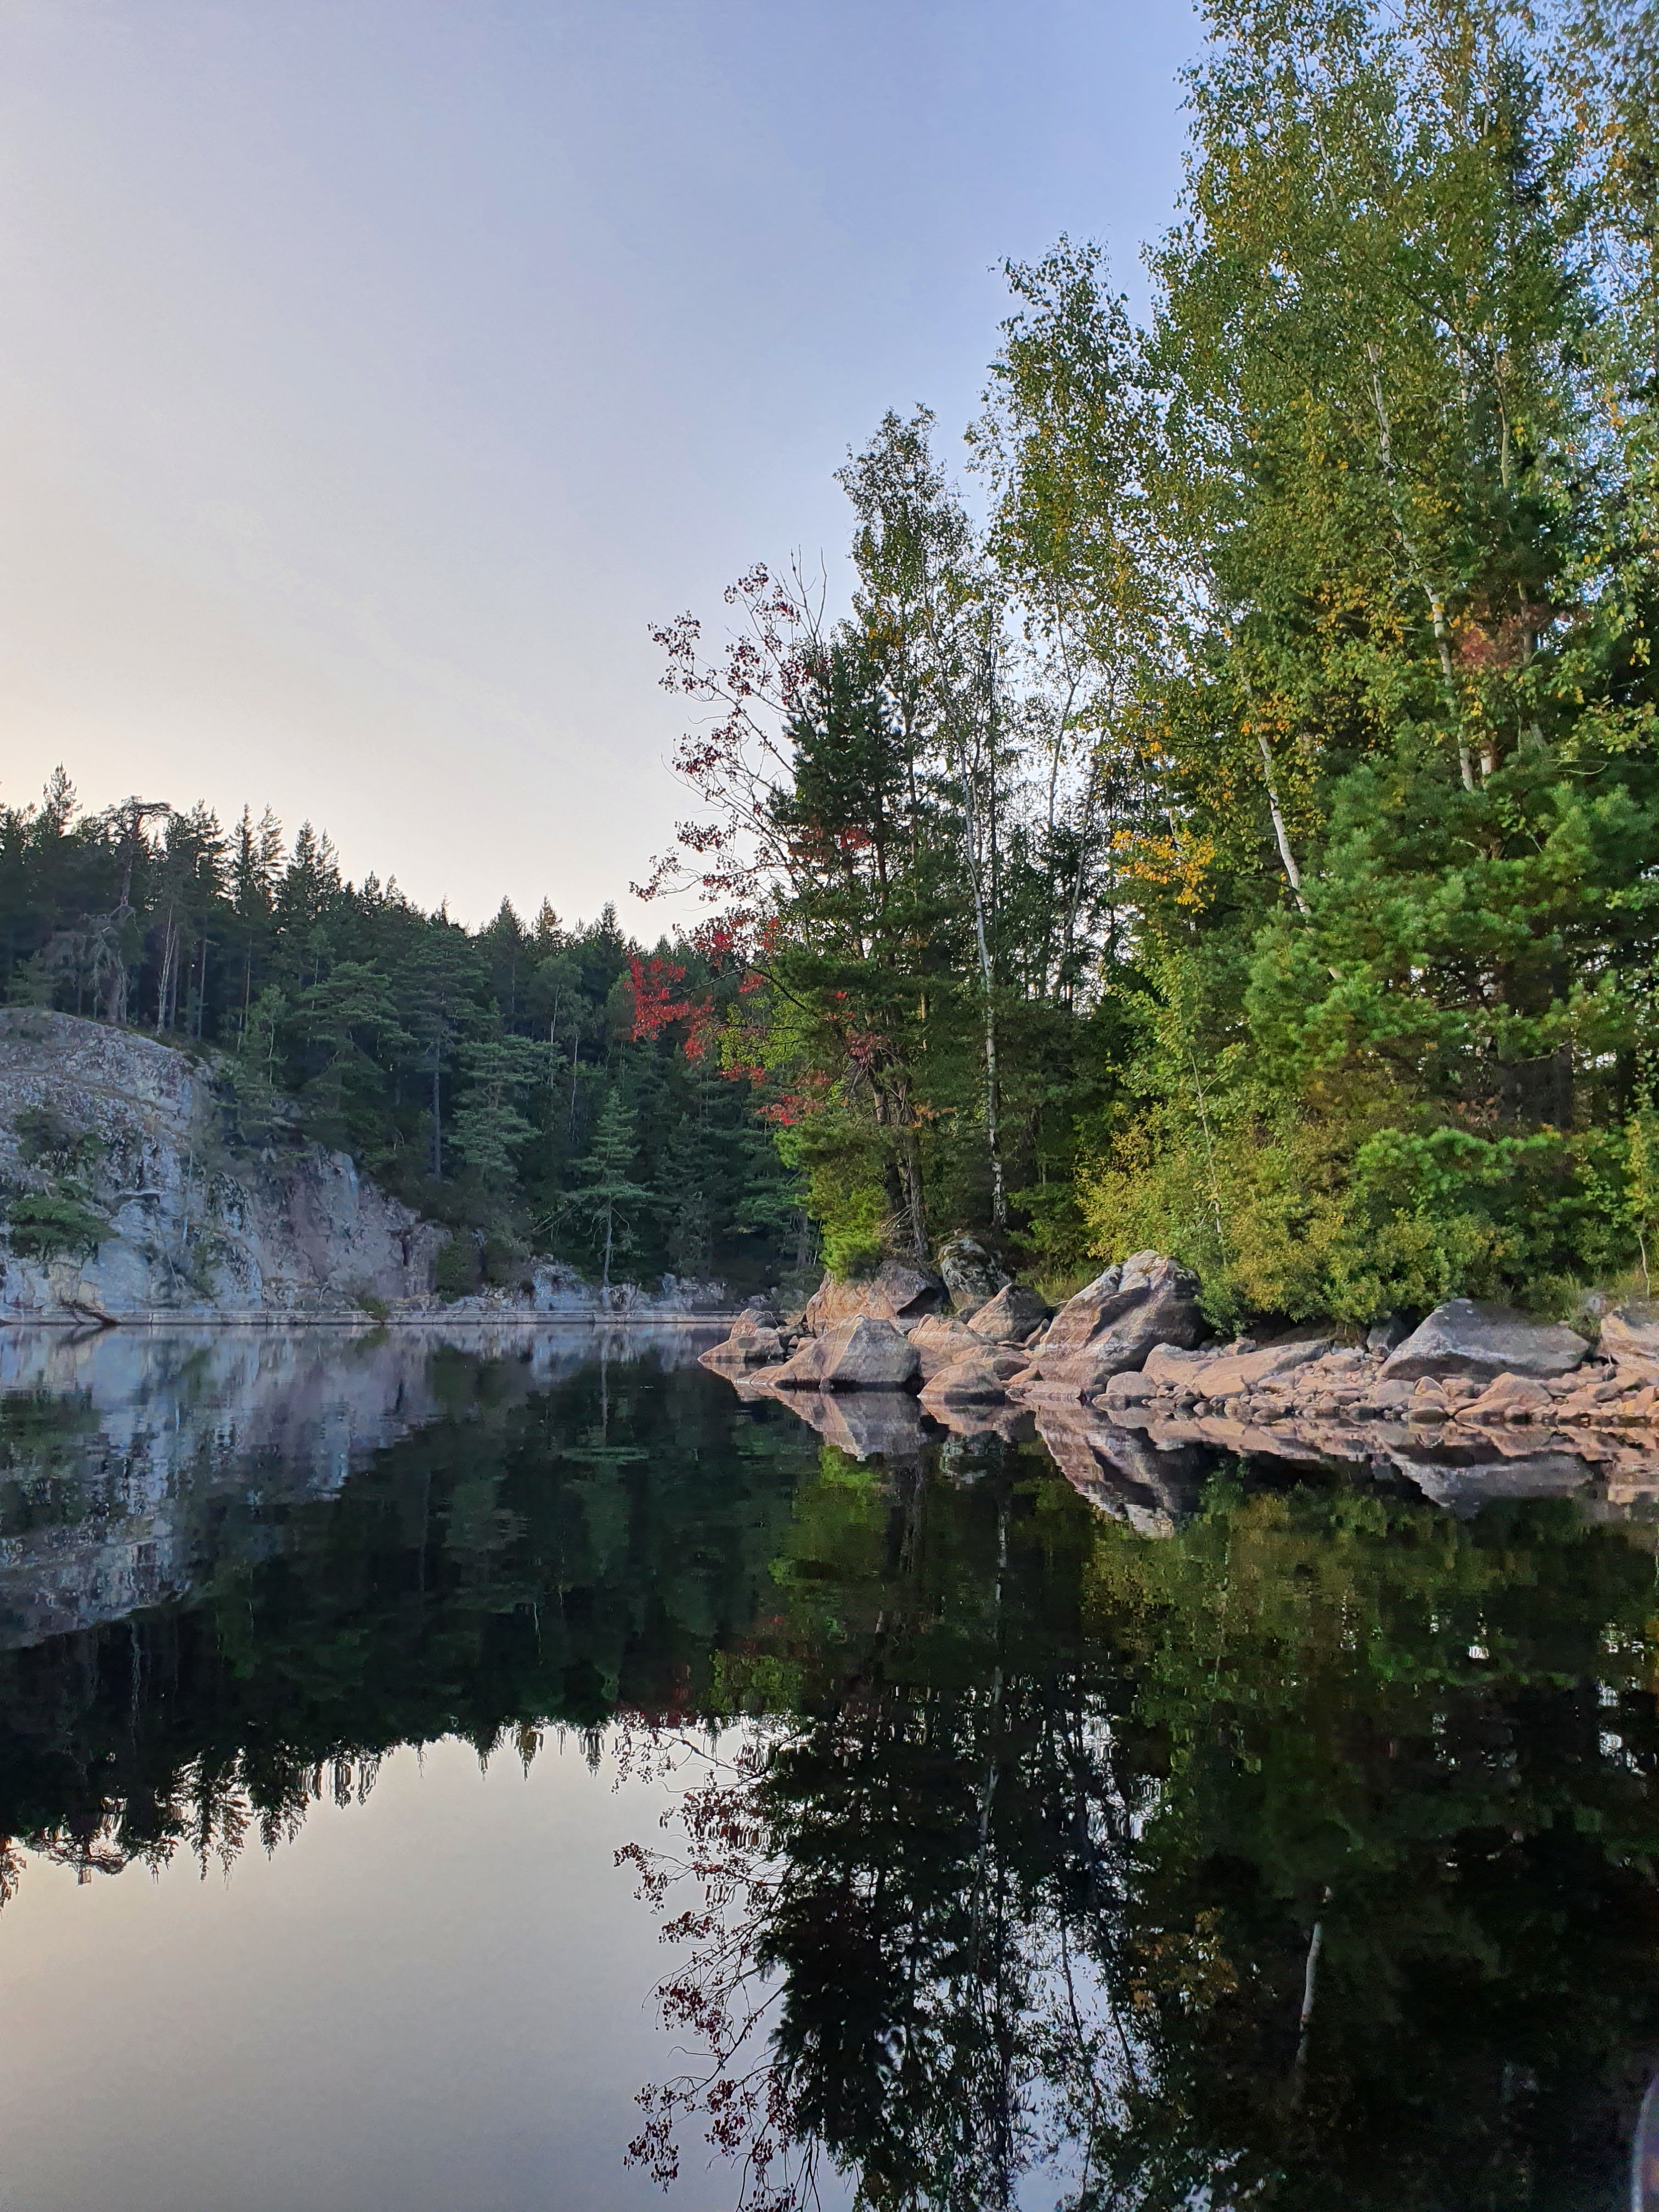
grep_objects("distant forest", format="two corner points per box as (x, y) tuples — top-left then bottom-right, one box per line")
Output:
(0, 772), (804, 1297)
(10, 0), (1659, 1327)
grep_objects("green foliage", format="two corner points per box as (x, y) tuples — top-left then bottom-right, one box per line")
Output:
(4, 1188), (109, 1260)
(1056, 0), (1659, 1321)
(5, 1104), (110, 1260)
(0, 774), (800, 1293)
(563, 1088), (656, 1292)
(433, 1231), (479, 1304)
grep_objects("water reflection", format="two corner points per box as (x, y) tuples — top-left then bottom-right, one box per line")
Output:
(2, 1328), (1658, 2209)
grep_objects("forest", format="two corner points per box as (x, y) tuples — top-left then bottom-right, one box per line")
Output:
(8, 0), (1659, 1328)
(0, 776), (803, 1298)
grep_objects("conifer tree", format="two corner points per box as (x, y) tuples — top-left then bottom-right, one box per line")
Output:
(568, 1088), (656, 1296)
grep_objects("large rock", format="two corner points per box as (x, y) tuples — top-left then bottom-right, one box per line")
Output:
(818, 1314), (921, 1392)
(918, 1344), (1030, 1408)
(967, 1283), (1051, 1346)
(1382, 1299), (1589, 1383)
(935, 1233), (1011, 1317)
(699, 1310), (789, 1373)
(799, 1259), (946, 1337)
(909, 1313), (991, 1380)
(862, 1259), (947, 1323)
(765, 1335), (833, 1390)
(800, 1274), (874, 1335)
(1143, 1325), (1333, 1400)
(1599, 1304), (1659, 1373)
(1014, 1254), (1203, 1401)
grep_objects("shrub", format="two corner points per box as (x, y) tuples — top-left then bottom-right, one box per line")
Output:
(4, 1190), (109, 1261)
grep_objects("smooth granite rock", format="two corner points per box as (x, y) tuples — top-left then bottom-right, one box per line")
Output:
(800, 1274), (875, 1335)
(699, 1312), (789, 1372)
(862, 1259), (948, 1323)
(817, 1314), (922, 1392)
(1382, 1299), (1589, 1383)
(908, 1313), (990, 1380)
(1143, 1325), (1333, 1399)
(967, 1282), (1052, 1345)
(1015, 1254), (1203, 1400)
(918, 1344), (1031, 1407)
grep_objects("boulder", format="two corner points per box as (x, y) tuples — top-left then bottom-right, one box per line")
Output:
(817, 1314), (921, 1392)
(1015, 1254), (1203, 1401)
(1040, 1252), (1189, 1358)
(1101, 1369), (1159, 1406)
(1458, 1373), (1555, 1423)
(765, 1334), (833, 1390)
(1382, 1300), (1589, 1384)
(967, 1282), (1051, 1345)
(1356, 1376), (1418, 1414)
(1143, 1325), (1333, 1401)
(935, 1233), (1011, 1317)
(801, 1273), (876, 1336)
(918, 1344), (1030, 1408)
(862, 1258), (947, 1323)
(1599, 1303), (1659, 1373)
(698, 1317), (788, 1373)
(909, 1313), (992, 1380)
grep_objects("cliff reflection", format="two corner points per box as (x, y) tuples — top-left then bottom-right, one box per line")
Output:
(3, 1336), (1659, 2209)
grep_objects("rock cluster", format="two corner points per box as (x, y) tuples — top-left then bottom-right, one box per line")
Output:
(700, 1259), (1659, 1513)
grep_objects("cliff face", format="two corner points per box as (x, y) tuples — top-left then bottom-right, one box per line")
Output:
(0, 1011), (444, 1321)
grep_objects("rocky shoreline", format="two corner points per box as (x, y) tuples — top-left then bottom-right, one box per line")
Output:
(701, 1250), (1659, 1523)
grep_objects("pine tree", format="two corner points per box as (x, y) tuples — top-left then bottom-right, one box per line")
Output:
(568, 1088), (656, 1296)
(452, 1035), (549, 1187)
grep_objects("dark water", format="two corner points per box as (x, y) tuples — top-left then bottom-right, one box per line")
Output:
(3, 1327), (1659, 2211)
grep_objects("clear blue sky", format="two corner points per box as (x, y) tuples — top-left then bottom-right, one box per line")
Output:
(0, 0), (1198, 927)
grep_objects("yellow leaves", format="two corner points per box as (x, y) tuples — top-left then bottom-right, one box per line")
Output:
(1113, 825), (1218, 912)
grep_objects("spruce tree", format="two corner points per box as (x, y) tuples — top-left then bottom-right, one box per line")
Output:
(569, 1088), (656, 1296)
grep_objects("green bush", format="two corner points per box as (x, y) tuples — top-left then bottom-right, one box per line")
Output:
(5, 1190), (109, 1261)
(433, 1232), (479, 1303)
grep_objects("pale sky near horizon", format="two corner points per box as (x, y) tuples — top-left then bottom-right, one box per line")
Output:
(0, 0), (1198, 931)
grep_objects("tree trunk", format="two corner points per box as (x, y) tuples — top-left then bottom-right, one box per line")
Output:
(961, 765), (1006, 1231)
(1256, 735), (1311, 915)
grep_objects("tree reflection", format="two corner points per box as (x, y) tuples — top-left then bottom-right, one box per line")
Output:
(4, 1355), (1659, 2208)
(623, 1453), (1659, 2210)
(0, 1348), (815, 1891)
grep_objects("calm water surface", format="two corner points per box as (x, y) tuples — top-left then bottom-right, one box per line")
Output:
(2, 1324), (1659, 2211)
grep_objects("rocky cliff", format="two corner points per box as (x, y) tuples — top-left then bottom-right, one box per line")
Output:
(0, 1011), (452, 1321)
(0, 1011), (732, 1324)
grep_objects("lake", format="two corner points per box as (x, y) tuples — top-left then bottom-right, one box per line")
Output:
(2, 1324), (1657, 2211)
